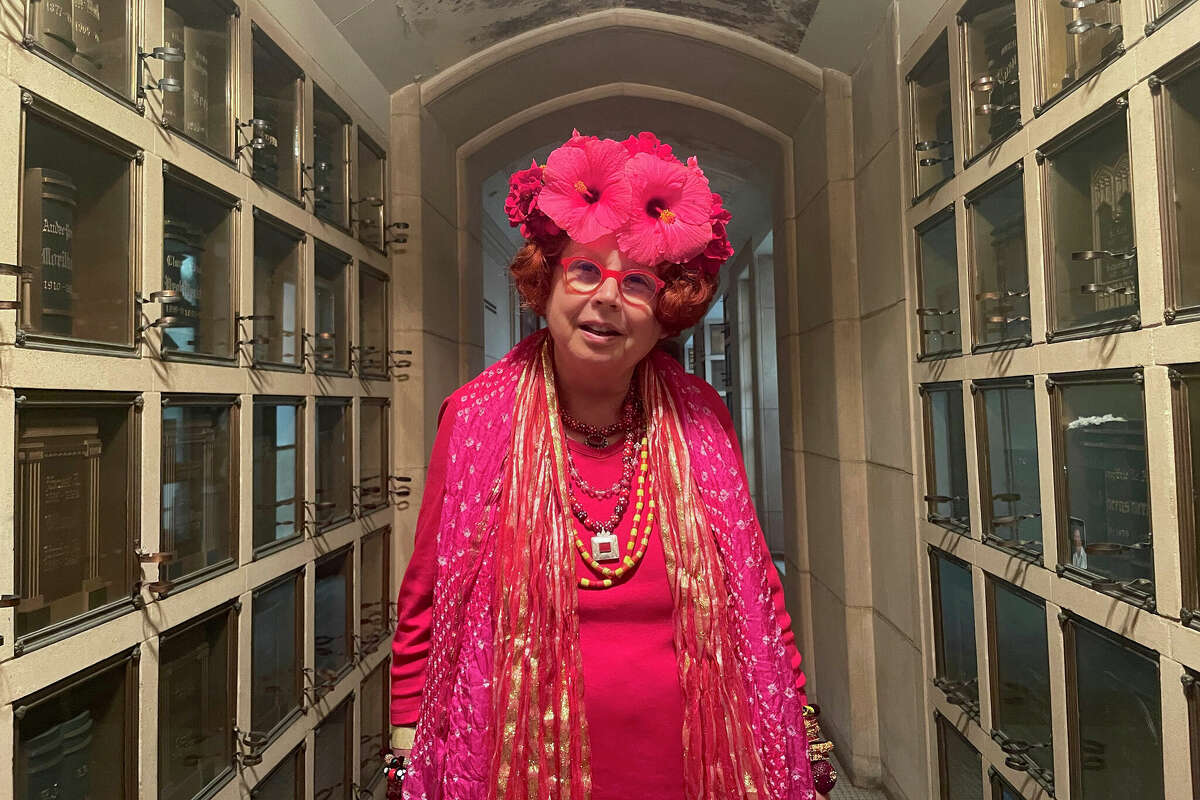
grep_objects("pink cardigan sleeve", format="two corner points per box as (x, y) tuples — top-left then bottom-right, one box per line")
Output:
(700, 381), (809, 706)
(389, 395), (455, 726)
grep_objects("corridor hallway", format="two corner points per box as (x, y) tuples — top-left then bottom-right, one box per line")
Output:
(1, 0), (1200, 798)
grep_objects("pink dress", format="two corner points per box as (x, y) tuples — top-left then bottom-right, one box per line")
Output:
(390, 385), (807, 799)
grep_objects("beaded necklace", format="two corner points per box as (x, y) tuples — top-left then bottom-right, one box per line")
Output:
(574, 437), (656, 589)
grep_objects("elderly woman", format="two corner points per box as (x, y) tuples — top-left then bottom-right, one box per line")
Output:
(385, 130), (836, 800)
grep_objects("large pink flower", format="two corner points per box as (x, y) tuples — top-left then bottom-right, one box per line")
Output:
(622, 131), (675, 162)
(617, 152), (714, 265)
(538, 137), (632, 243)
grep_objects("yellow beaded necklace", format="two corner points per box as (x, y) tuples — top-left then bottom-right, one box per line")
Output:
(575, 436), (655, 589)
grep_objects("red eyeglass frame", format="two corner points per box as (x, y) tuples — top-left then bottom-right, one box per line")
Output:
(560, 256), (666, 305)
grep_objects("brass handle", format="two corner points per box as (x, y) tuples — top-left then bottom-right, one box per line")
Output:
(1079, 282), (1136, 297)
(1073, 249), (1135, 261)
(1067, 18), (1121, 35)
(237, 313), (274, 321)
(918, 155), (952, 167)
(993, 492), (1021, 502)
(914, 139), (951, 152)
(0, 594), (21, 608)
(137, 550), (175, 564)
(975, 103), (1018, 116)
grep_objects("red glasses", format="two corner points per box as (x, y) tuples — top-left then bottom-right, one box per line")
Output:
(561, 257), (665, 307)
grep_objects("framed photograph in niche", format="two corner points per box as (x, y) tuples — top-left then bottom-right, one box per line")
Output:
(359, 660), (388, 792)
(251, 570), (303, 742)
(19, 93), (138, 352)
(252, 396), (304, 554)
(958, 0), (1021, 162)
(1152, 47), (1200, 324)
(161, 0), (236, 159)
(358, 399), (388, 514)
(160, 396), (236, 589)
(1039, 97), (1137, 341)
(24, 0), (134, 102)
(251, 24), (302, 200)
(357, 265), (389, 379)
(973, 378), (1042, 559)
(935, 712), (983, 799)
(314, 697), (353, 800)
(250, 743), (305, 799)
(13, 649), (136, 800)
(161, 164), (237, 362)
(313, 242), (350, 374)
(355, 132), (386, 250)
(359, 526), (391, 653)
(966, 165), (1029, 350)
(1063, 614), (1163, 800)
(314, 545), (353, 695)
(312, 85), (350, 229)
(14, 390), (138, 647)
(251, 209), (303, 370)
(315, 398), (352, 529)
(915, 208), (961, 359)
(921, 382), (971, 533)
(1048, 370), (1153, 607)
(1031, 0), (1124, 113)
(986, 578), (1053, 789)
(158, 604), (236, 800)
(1171, 367), (1200, 625)
(929, 548), (979, 717)
(907, 33), (954, 201)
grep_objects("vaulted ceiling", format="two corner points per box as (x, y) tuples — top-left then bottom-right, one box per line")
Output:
(316, 0), (830, 90)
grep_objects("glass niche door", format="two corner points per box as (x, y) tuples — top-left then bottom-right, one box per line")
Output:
(1052, 371), (1152, 603)
(1033, 0), (1124, 108)
(161, 0), (235, 157)
(160, 396), (236, 587)
(14, 651), (137, 800)
(930, 548), (979, 715)
(1157, 51), (1200, 322)
(967, 167), (1029, 349)
(14, 391), (138, 644)
(974, 379), (1041, 557)
(20, 94), (137, 350)
(251, 210), (303, 369)
(252, 397), (303, 553)
(357, 265), (389, 379)
(161, 165), (236, 361)
(25, 0), (133, 100)
(312, 85), (350, 228)
(908, 34), (955, 199)
(922, 383), (971, 532)
(355, 132), (386, 250)
(251, 25), (302, 199)
(1041, 99), (1137, 339)
(960, 0), (1021, 160)
(916, 209), (962, 358)
(313, 243), (350, 374)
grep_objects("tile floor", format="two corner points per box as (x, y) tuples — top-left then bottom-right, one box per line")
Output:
(828, 755), (889, 800)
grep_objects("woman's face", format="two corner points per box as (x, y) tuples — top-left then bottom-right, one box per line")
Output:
(544, 233), (665, 380)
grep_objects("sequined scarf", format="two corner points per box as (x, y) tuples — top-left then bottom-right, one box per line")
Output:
(403, 331), (812, 800)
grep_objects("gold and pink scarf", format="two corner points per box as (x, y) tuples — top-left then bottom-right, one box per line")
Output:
(403, 331), (812, 800)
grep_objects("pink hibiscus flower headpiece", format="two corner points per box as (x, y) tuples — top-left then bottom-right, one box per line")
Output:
(503, 129), (733, 277)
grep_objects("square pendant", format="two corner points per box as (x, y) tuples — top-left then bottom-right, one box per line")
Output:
(591, 533), (619, 562)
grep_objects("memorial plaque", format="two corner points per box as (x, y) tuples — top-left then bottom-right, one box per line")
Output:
(16, 654), (132, 800)
(159, 609), (234, 800)
(252, 573), (301, 735)
(16, 397), (132, 640)
(161, 402), (233, 583)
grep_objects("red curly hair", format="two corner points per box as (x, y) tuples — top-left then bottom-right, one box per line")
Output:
(508, 238), (718, 337)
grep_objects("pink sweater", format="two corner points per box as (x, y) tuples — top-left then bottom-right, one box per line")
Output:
(390, 384), (806, 798)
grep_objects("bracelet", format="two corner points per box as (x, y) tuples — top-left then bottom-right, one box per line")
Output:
(382, 751), (408, 784)
(802, 704), (838, 794)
